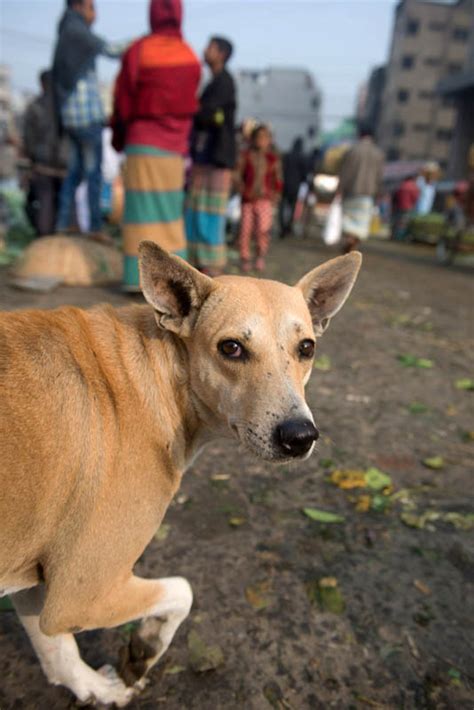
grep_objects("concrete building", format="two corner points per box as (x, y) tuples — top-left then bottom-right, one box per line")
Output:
(0, 65), (12, 133)
(235, 67), (321, 152)
(378, 0), (473, 169)
(438, 1), (474, 177)
(357, 65), (386, 134)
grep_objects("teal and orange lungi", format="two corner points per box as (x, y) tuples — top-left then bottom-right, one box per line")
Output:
(185, 165), (231, 274)
(122, 144), (187, 290)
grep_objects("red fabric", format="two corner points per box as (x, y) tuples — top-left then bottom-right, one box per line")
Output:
(239, 199), (274, 260)
(238, 149), (283, 203)
(394, 179), (420, 212)
(150, 0), (182, 37)
(111, 0), (200, 155)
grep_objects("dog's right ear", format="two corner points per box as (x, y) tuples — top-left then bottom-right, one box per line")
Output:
(139, 241), (215, 337)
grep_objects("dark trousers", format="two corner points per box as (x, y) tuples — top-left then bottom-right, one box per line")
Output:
(279, 191), (298, 237)
(26, 173), (61, 236)
(56, 124), (103, 233)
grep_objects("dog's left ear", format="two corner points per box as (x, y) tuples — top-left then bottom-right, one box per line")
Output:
(139, 241), (216, 336)
(295, 251), (362, 335)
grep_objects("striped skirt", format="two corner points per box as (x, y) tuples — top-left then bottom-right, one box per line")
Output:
(184, 165), (232, 273)
(122, 144), (186, 290)
(341, 196), (374, 240)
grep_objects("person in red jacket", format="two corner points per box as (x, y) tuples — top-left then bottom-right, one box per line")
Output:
(236, 124), (282, 273)
(391, 173), (420, 240)
(111, 0), (200, 290)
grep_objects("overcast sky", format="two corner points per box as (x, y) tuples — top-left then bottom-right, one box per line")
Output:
(1, 0), (397, 129)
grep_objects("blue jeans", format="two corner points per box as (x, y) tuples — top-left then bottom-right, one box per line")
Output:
(56, 124), (103, 232)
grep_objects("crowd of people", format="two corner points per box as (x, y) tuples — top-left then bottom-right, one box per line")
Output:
(13, 0), (319, 289)
(8, 0), (470, 287)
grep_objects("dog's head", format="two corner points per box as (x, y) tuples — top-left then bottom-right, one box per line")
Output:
(139, 242), (361, 463)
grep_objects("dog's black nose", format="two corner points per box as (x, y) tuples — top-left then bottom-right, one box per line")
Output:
(276, 418), (319, 457)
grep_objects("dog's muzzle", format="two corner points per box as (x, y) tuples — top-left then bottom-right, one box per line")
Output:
(275, 418), (319, 458)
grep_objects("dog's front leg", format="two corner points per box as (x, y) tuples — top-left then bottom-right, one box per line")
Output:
(40, 574), (193, 691)
(12, 586), (134, 707)
(116, 576), (194, 687)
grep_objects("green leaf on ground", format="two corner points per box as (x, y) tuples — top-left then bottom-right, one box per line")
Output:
(245, 580), (273, 610)
(313, 354), (332, 371)
(408, 402), (429, 414)
(228, 516), (246, 527)
(187, 629), (224, 672)
(397, 355), (434, 369)
(306, 577), (345, 614)
(302, 507), (345, 523)
(371, 494), (391, 512)
(154, 523), (171, 542)
(455, 378), (474, 390)
(0, 596), (13, 611)
(364, 467), (392, 491)
(320, 458), (334, 469)
(422, 456), (444, 470)
(401, 510), (474, 531)
(164, 664), (186, 675)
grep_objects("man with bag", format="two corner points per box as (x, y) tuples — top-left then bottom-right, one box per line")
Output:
(337, 124), (384, 253)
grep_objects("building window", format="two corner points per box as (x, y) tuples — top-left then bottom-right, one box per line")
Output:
(387, 147), (400, 161)
(406, 18), (420, 35)
(401, 55), (415, 70)
(448, 63), (463, 74)
(413, 123), (429, 132)
(428, 21), (444, 31)
(436, 129), (452, 141)
(418, 90), (434, 100)
(453, 27), (469, 41)
(441, 96), (454, 108)
(397, 89), (410, 103)
(424, 57), (441, 67)
(439, 160), (448, 171)
(392, 121), (405, 138)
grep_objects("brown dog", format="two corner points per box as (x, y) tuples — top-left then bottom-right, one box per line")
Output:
(0, 243), (361, 705)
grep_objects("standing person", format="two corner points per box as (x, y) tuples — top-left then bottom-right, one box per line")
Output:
(236, 124), (282, 273)
(279, 137), (307, 238)
(415, 163), (439, 216)
(185, 36), (236, 276)
(111, 0), (200, 290)
(390, 173), (419, 241)
(52, 0), (126, 239)
(338, 124), (384, 253)
(23, 70), (68, 236)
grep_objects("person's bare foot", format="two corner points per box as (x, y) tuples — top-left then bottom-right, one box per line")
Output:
(240, 259), (251, 274)
(255, 256), (266, 273)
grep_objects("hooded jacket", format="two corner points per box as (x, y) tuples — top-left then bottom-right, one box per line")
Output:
(52, 9), (105, 107)
(111, 0), (200, 155)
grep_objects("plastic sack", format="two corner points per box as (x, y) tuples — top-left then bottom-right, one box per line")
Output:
(323, 196), (342, 245)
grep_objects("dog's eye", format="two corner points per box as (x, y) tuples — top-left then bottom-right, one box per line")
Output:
(299, 339), (315, 359)
(218, 339), (246, 360)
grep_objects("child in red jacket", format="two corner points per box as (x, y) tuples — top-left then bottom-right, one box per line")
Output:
(236, 124), (282, 272)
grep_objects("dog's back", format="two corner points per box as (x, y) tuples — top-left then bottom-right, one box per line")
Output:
(0, 304), (185, 589)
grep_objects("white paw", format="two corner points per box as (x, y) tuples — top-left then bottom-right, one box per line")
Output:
(74, 664), (135, 707)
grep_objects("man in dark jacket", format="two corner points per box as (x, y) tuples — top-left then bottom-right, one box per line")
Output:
(52, 0), (126, 238)
(185, 36), (237, 275)
(23, 71), (68, 236)
(279, 136), (307, 238)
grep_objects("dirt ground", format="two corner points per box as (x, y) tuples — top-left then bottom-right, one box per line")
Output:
(0, 237), (473, 710)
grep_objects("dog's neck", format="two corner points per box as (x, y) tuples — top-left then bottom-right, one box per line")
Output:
(109, 304), (224, 470)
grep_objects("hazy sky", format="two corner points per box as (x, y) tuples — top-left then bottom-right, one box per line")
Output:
(1, 0), (398, 129)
